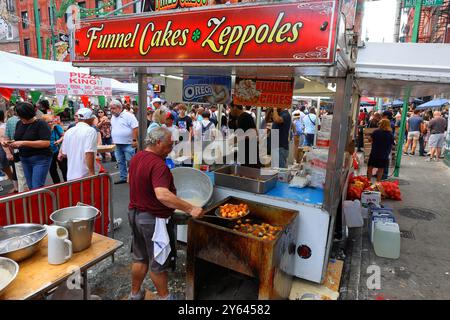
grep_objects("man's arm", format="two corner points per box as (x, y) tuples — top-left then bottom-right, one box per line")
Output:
(85, 152), (96, 176)
(272, 108), (284, 124)
(132, 127), (138, 148)
(154, 187), (203, 218)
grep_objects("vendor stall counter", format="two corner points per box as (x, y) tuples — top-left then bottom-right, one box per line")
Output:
(177, 172), (330, 284)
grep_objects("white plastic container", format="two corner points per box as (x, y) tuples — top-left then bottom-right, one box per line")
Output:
(343, 200), (363, 228)
(373, 222), (401, 259)
(369, 212), (396, 243)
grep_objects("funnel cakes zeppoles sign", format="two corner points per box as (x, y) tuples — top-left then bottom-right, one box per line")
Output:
(74, 1), (339, 65)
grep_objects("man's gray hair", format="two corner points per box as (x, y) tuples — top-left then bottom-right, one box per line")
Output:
(109, 99), (123, 108)
(145, 127), (171, 146)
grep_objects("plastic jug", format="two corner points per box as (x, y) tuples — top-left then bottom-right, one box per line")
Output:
(47, 225), (73, 265)
(373, 222), (400, 259)
(343, 200), (363, 227)
(369, 211), (396, 243)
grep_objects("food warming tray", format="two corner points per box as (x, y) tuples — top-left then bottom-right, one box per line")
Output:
(214, 165), (278, 194)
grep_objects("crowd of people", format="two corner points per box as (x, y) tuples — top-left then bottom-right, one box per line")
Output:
(357, 106), (449, 181)
(1, 97), (328, 194)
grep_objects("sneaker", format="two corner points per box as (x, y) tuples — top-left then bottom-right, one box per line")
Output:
(113, 218), (122, 230)
(425, 157), (433, 162)
(403, 152), (409, 156)
(409, 152), (414, 156)
(129, 288), (145, 300)
(114, 180), (127, 185)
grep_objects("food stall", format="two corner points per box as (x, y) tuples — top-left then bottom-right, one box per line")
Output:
(72, 0), (358, 296)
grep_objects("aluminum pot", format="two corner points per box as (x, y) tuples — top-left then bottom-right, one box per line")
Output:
(0, 224), (47, 262)
(0, 257), (19, 296)
(49, 205), (101, 252)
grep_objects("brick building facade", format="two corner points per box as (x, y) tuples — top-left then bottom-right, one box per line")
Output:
(401, 0), (450, 43)
(0, 0), (20, 53)
(15, 0), (139, 61)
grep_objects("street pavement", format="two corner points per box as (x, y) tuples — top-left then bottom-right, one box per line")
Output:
(2, 154), (449, 300)
(340, 154), (450, 300)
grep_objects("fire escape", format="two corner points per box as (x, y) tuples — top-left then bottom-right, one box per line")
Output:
(418, 0), (450, 43)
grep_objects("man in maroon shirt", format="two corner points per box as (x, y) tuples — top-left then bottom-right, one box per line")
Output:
(128, 127), (203, 300)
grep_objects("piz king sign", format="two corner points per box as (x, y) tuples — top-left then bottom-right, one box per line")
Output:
(74, 1), (339, 65)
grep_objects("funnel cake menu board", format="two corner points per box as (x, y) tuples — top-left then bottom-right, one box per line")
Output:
(74, 0), (339, 65)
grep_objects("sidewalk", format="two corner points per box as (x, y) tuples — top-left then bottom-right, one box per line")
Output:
(340, 154), (450, 300)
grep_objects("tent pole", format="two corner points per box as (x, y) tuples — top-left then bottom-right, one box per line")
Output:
(137, 73), (148, 151)
(393, 87), (411, 177)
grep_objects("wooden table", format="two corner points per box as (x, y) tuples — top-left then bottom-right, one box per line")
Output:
(1, 233), (123, 300)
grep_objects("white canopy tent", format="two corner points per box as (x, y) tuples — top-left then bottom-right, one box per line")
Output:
(356, 43), (450, 98)
(0, 50), (138, 94)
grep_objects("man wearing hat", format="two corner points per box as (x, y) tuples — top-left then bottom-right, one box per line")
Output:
(59, 108), (98, 181)
(110, 99), (139, 184)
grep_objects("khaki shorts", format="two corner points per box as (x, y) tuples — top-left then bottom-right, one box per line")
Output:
(127, 209), (176, 273)
(407, 131), (420, 141)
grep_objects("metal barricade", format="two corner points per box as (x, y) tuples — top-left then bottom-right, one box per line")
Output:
(0, 173), (114, 238)
(0, 189), (57, 226)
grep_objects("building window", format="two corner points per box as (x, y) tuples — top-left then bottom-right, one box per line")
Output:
(21, 11), (29, 29)
(48, 6), (54, 25)
(78, 1), (86, 8)
(6, 24), (13, 40)
(134, 1), (141, 13)
(95, 0), (104, 16)
(24, 38), (31, 56)
(6, 0), (15, 12)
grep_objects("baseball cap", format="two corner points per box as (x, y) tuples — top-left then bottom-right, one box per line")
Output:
(152, 97), (162, 105)
(292, 110), (301, 118)
(76, 108), (95, 120)
(166, 112), (174, 120)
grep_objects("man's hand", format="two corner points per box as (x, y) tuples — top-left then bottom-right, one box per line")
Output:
(6, 154), (13, 161)
(189, 206), (204, 219)
(10, 141), (24, 149)
(132, 141), (138, 149)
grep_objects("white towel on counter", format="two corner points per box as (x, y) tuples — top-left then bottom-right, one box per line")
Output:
(152, 217), (171, 265)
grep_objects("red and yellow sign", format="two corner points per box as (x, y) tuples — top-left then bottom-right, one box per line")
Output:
(154, 0), (209, 11)
(233, 77), (294, 109)
(74, 0), (339, 65)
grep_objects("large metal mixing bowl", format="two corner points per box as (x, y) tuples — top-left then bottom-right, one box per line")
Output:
(0, 224), (47, 262)
(171, 167), (213, 216)
(0, 257), (19, 296)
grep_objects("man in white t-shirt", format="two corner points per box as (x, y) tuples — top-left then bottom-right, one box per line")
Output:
(110, 100), (139, 184)
(303, 107), (320, 146)
(59, 108), (98, 181)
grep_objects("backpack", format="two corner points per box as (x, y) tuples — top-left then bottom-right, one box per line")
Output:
(202, 121), (214, 140)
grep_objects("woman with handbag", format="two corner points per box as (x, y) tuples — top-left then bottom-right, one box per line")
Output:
(97, 109), (116, 163)
(8, 102), (52, 190)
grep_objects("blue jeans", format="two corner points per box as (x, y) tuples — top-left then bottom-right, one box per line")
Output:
(101, 137), (116, 161)
(305, 134), (315, 146)
(20, 154), (52, 190)
(114, 144), (135, 181)
(273, 147), (289, 168)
